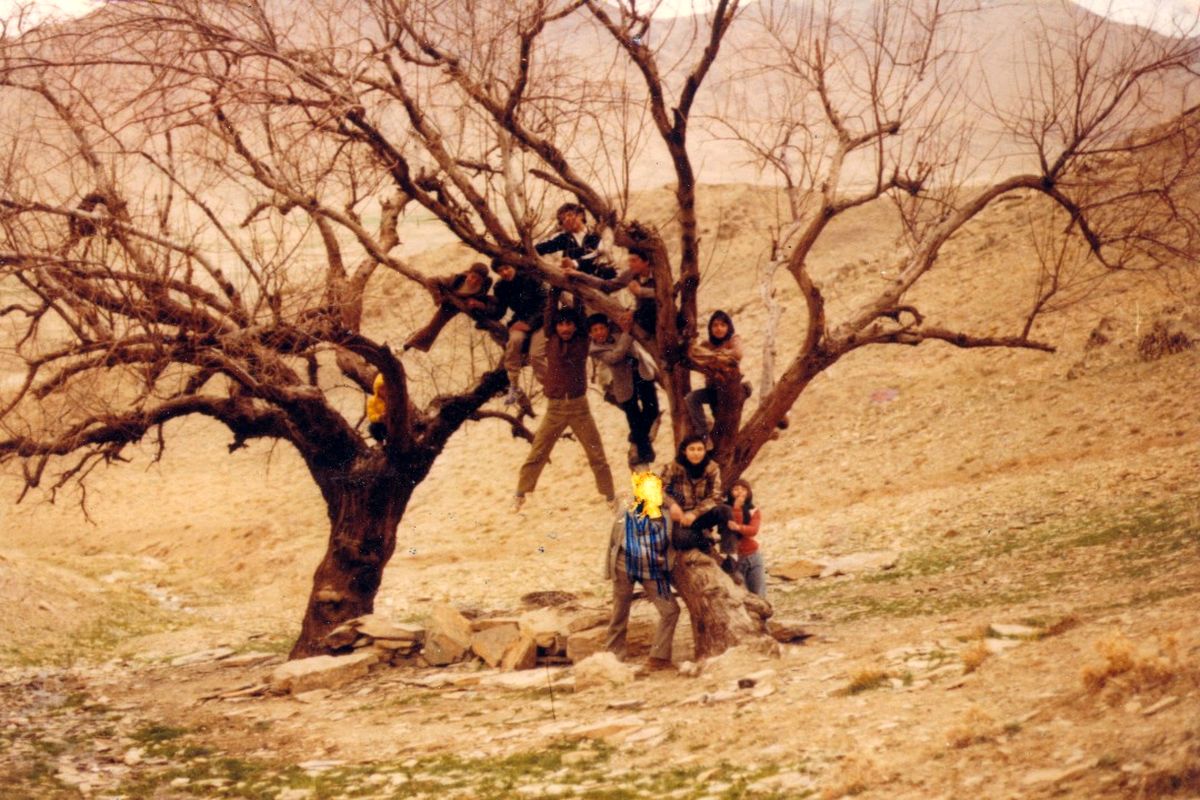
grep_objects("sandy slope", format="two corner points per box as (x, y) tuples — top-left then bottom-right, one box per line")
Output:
(1, 185), (1198, 799)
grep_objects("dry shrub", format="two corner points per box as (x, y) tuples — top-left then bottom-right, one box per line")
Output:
(946, 706), (995, 749)
(1042, 614), (1081, 638)
(1081, 632), (1180, 695)
(961, 641), (990, 674)
(821, 754), (878, 799)
(837, 669), (889, 696)
(1137, 320), (1193, 361)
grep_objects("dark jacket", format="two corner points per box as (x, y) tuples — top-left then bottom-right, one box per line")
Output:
(543, 293), (590, 400)
(491, 273), (546, 329)
(545, 333), (590, 400)
(535, 231), (617, 280)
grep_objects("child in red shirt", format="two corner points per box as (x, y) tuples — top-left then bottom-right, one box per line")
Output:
(727, 478), (766, 599)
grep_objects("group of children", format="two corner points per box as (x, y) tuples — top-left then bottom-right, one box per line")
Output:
(604, 464), (765, 671)
(371, 202), (769, 655)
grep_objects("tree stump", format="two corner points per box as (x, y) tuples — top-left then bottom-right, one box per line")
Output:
(671, 549), (774, 660)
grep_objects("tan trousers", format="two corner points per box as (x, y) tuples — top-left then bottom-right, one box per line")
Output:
(515, 395), (614, 498)
(605, 556), (679, 662)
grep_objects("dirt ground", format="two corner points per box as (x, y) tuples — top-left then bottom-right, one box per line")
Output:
(2, 185), (1198, 799)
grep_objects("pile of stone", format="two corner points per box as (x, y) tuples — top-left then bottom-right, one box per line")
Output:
(269, 595), (808, 696)
(324, 614), (426, 664)
(309, 602), (615, 675)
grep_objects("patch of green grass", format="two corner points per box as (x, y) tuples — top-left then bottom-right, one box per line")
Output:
(112, 736), (809, 800)
(131, 723), (188, 745)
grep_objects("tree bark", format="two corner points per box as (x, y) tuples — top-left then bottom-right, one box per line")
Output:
(290, 452), (424, 658)
(671, 550), (773, 660)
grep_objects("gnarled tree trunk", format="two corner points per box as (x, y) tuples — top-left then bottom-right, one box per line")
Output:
(290, 451), (428, 658)
(671, 550), (774, 660)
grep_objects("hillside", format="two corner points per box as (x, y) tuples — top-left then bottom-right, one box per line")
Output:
(2, 170), (1198, 797)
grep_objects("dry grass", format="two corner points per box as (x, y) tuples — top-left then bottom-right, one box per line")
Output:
(1080, 632), (1181, 695)
(961, 641), (991, 674)
(837, 669), (890, 696)
(946, 706), (996, 749)
(820, 754), (878, 799)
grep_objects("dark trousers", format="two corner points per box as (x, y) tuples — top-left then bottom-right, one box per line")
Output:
(671, 504), (734, 554)
(617, 377), (660, 461)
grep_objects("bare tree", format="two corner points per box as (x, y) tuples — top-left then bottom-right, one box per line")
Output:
(2, 0), (1196, 659)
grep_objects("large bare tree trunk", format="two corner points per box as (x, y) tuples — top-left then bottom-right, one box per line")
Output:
(671, 550), (773, 660)
(290, 454), (421, 658)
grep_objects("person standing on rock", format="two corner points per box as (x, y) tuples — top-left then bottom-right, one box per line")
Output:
(727, 479), (766, 599)
(605, 471), (679, 671)
(513, 288), (615, 512)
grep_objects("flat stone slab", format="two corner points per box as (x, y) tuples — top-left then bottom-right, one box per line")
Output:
(269, 651), (378, 694)
(820, 550), (900, 578)
(773, 560), (825, 581)
(170, 647), (237, 667)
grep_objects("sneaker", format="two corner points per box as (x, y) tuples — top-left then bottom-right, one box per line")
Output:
(503, 386), (524, 406)
(511, 494), (525, 513)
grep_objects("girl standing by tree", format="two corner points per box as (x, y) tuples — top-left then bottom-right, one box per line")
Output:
(727, 479), (765, 599)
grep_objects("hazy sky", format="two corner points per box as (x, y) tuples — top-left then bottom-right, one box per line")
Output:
(2, 0), (1197, 36)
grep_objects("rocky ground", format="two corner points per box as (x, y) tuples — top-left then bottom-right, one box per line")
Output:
(2, 186), (1199, 799)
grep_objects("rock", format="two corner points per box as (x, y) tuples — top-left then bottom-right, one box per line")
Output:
(988, 623), (1041, 639)
(767, 619), (813, 643)
(220, 651), (278, 668)
(170, 647), (236, 667)
(123, 747), (144, 766)
(575, 652), (637, 691)
(569, 714), (645, 740)
(566, 627), (607, 664)
(567, 607), (656, 663)
(472, 617), (521, 632)
(1142, 696), (1180, 717)
(322, 623), (360, 650)
(984, 638), (1022, 655)
(293, 689), (331, 704)
(677, 661), (702, 677)
(567, 609), (612, 634)
(356, 616), (425, 642)
(606, 698), (645, 710)
(479, 668), (571, 691)
(1020, 764), (1090, 786)
(422, 607), (475, 666)
(519, 608), (567, 650)
(277, 787), (315, 800)
(269, 651), (378, 694)
(501, 634), (539, 671)
(623, 725), (668, 745)
(819, 550), (900, 577)
(772, 559), (825, 581)
(471, 624), (522, 668)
